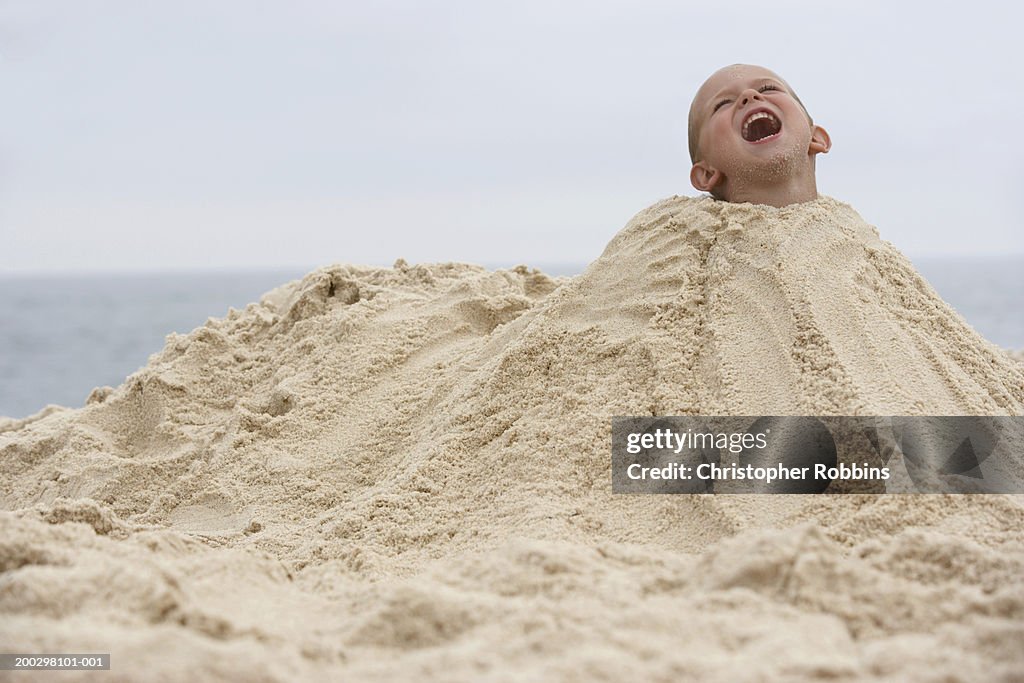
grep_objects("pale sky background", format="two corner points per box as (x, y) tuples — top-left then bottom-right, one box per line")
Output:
(2, 0), (1022, 274)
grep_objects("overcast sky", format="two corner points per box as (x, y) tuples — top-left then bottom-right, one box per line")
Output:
(2, 1), (1022, 273)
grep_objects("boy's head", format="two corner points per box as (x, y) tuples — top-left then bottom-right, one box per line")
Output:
(687, 64), (831, 206)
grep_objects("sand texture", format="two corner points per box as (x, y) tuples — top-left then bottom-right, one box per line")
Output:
(2, 196), (1023, 681)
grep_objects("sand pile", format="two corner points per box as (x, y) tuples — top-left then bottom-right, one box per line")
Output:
(2, 196), (1023, 681)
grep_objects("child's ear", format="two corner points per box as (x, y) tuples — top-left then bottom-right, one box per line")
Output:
(690, 162), (723, 193)
(809, 125), (831, 155)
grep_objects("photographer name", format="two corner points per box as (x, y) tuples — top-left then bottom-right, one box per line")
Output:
(626, 461), (890, 482)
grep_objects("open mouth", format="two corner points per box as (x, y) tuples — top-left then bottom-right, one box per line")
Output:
(741, 110), (782, 142)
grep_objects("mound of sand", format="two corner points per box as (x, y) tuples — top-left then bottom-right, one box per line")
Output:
(2, 196), (1023, 681)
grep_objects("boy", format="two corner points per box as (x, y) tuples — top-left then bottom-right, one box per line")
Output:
(688, 64), (831, 207)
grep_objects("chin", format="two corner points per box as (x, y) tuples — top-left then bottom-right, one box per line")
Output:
(729, 147), (805, 184)
(752, 134), (807, 161)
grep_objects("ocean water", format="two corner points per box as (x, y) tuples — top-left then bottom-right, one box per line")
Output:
(1, 258), (1021, 419)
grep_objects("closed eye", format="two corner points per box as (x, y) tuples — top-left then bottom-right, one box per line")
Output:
(713, 99), (731, 112)
(759, 84), (780, 92)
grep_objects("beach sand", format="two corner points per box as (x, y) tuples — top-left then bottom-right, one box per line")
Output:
(2, 196), (1023, 681)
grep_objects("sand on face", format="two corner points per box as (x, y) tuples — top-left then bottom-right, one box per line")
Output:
(2, 197), (1023, 681)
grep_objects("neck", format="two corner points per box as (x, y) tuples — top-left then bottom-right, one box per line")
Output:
(721, 164), (819, 208)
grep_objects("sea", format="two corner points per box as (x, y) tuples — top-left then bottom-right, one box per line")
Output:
(1, 257), (1021, 419)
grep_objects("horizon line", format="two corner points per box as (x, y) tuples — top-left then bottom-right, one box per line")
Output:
(2, 254), (1023, 279)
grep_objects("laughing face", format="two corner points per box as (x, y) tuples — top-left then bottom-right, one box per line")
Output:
(688, 65), (830, 203)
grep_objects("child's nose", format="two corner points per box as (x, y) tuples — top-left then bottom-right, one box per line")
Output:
(739, 89), (764, 107)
